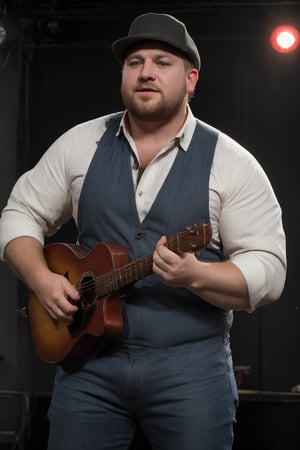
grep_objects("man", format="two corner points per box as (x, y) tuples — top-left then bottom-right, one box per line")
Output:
(0, 12), (286, 450)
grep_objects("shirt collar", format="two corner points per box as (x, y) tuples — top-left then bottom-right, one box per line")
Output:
(116, 105), (197, 152)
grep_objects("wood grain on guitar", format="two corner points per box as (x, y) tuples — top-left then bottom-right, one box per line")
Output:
(28, 222), (212, 364)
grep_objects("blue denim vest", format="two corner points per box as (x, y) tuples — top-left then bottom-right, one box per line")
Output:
(77, 113), (232, 348)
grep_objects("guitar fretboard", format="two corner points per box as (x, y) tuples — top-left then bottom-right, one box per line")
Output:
(96, 253), (153, 297)
(93, 223), (211, 298)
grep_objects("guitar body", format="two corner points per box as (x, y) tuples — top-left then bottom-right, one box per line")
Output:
(28, 222), (212, 364)
(28, 242), (130, 364)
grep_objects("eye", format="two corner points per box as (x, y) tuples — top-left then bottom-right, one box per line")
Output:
(127, 59), (142, 67)
(157, 60), (170, 67)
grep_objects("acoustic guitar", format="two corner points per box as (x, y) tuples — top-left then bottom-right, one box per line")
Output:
(28, 222), (212, 364)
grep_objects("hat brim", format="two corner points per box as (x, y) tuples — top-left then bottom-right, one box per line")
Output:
(112, 35), (198, 68)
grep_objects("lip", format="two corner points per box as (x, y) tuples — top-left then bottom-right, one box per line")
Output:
(136, 90), (157, 94)
(135, 91), (159, 102)
(135, 88), (159, 99)
(136, 86), (159, 93)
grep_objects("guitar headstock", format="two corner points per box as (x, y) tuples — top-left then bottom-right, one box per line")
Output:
(167, 222), (212, 254)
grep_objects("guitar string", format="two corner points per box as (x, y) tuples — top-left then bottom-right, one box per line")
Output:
(75, 232), (204, 301)
(76, 235), (182, 299)
(77, 232), (207, 299)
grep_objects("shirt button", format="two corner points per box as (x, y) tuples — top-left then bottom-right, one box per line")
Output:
(138, 191), (143, 197)
(135, 232), (145, 240)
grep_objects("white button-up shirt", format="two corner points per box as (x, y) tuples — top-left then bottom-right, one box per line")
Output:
(0, 107), (286, 310)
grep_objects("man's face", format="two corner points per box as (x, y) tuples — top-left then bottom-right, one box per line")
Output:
(121, 42), (198, 123)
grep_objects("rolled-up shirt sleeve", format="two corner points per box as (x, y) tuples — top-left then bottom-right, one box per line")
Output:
(0, 115), (107, 260)
(210, 132), (286, 310)
(0, 136), (74, 259)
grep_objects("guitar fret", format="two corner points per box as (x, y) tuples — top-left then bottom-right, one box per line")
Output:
(94, 222), (211, 300)
(95, 253), (154, 298)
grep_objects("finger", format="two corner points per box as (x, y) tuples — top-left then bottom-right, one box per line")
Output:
(157, 245), (179, 266)
(61, 277), (80, 301)
(156, 235), (167, 248)
(153, 253), (172, 275)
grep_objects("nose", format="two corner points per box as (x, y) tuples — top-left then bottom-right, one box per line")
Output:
(139, 60), (156, 81)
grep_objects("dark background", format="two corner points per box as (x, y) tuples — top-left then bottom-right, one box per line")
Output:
(0, 1), (300, 447)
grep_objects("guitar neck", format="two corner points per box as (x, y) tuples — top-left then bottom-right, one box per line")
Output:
(96, 252), (153, 298)
(94, 222), (211, 298)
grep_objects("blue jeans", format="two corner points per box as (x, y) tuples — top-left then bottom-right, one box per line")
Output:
(47, 338), (238, 450)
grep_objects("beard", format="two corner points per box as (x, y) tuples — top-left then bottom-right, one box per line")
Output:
(121, 84), (187, 123)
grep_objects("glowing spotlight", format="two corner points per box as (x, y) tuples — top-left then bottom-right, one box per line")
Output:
(270, 25), (299, 53)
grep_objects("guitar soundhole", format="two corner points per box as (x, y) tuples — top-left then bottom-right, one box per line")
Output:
(78, 274), (96, 308)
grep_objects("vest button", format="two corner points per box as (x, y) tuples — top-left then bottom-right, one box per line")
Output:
(135, 232), (145, 240)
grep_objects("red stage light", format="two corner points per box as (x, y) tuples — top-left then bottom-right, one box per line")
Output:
(270, 25), (299, 53)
